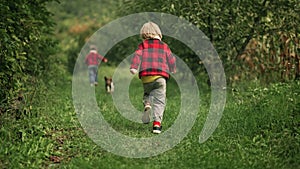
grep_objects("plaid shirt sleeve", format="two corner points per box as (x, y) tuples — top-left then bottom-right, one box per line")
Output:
(97, 53), (105, 61)
(130, 44), (142, 69)
(85, 52), (106, 65)
(166, 46), (176, 73)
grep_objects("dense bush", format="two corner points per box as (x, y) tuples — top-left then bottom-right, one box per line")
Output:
(118, 0), (300, 84)
(0, 0), (58, 114)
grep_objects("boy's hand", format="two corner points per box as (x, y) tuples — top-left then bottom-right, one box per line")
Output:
(130, 68), (138, 75)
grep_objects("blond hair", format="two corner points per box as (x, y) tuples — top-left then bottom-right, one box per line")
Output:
(89, 45), (97, 50)
(140, 22), (162, 40)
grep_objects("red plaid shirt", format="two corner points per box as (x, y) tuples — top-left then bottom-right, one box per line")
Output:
(85, 50), (106, 66)
(130, 39), (176, 79)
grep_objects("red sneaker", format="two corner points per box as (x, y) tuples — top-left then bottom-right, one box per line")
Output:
(153, 121), (162, 134)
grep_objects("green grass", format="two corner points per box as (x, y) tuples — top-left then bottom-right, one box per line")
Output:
(0, 65), (299, 169)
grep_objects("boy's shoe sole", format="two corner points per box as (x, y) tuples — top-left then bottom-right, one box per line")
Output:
(142, 106), (151, 124)
(152, 125), (162, 134)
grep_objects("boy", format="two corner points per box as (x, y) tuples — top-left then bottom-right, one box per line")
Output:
(85, 45), (108, 86)
(130, 22), (176, 134)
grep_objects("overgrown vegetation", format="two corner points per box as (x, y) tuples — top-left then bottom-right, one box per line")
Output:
(0, 0), (58, 115)
(1, 65), (299, 168)
(0, 0), (299, 168)
(119, 0), (300, 84)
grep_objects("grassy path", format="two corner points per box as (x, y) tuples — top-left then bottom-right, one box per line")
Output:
(0, 66), (299, 168)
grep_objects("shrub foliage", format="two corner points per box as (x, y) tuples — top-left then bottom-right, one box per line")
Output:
(0, 0), (58, 113)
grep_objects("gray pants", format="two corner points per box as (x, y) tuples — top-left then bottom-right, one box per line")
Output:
(143, 78), (166, 123)
(88, 65), (98, 84)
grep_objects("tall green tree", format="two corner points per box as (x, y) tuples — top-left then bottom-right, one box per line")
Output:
(119, 0), (299, 84)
